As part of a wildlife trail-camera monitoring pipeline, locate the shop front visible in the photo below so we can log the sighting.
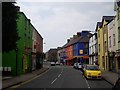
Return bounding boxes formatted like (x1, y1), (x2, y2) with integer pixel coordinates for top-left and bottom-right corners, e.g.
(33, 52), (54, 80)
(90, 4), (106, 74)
(83, 55), (89, 64)
(108, 52), (116, 72)
(115, 51), (120, 74)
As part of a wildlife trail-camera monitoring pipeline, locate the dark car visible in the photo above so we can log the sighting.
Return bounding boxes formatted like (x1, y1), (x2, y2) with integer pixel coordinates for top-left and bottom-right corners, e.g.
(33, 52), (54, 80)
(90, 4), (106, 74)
(112, 77), (120, 90)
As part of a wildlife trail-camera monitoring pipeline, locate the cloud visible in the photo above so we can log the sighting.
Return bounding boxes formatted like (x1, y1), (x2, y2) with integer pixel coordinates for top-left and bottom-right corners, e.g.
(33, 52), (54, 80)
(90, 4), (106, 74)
(17, 0), (114, 2)
(16, 2), (115, 52)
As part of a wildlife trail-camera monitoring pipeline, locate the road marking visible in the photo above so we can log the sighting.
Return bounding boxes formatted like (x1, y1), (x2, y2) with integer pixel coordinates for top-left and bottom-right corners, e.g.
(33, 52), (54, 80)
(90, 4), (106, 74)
(58, 74), (61, 77)
(84, 78), (90, 88)
(61, 67), (63, 73)
(51, 78), (57, 84)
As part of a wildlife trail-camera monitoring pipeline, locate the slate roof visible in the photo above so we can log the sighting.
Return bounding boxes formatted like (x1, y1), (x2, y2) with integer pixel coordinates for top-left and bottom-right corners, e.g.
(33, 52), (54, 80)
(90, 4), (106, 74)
(95, 22), (102, 31)
(102, 16), (114, 25)
(117, 1), (120, 6)
(62, 32), (92, 48)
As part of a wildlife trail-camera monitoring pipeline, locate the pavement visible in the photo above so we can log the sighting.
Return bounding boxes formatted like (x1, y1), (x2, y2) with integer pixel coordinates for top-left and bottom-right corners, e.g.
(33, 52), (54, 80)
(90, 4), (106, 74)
(1, 66), (119, 89)
(2, 67), (49, 89)
(102, 70), (119, 86)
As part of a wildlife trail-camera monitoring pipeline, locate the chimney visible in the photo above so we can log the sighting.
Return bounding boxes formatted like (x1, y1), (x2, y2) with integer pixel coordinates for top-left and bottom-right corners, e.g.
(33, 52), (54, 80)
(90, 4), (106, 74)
(67, 39), (70, 43)
(70, 37), (73, 40)
(73, 35), (78, 39)
(77, 32), (81, 36)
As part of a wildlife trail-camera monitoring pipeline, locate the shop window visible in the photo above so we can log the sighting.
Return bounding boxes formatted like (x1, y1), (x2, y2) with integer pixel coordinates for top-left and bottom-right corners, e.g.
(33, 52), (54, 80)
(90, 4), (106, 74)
(109, 36), (111, 47)
(99, 44), (100, 52)
(84, 49), (88, 55)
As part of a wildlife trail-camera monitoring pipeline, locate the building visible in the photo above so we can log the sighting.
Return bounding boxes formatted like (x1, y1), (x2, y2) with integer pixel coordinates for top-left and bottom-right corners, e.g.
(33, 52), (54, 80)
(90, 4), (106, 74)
(47, 48), (58, 62)
(97, 16), (114, 71)
(102, 16), (114, 70)
(114, 0), (120, 73)
(97, 22), (104, 70)
(2, 12), (43, 76)
(3, 12), (33, 75)
(61, 31), (92, 66)
(57, 47), (62, 64)
(89, 33), (98, 65)
(36, 30), (43, 69)
(31, 24), (37, 70)
(108, 16), (116, 72)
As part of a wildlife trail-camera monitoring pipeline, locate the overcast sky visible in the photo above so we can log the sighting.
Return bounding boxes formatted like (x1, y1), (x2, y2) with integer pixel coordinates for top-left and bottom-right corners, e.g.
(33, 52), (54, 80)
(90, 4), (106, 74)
(16, 0), (115, 52)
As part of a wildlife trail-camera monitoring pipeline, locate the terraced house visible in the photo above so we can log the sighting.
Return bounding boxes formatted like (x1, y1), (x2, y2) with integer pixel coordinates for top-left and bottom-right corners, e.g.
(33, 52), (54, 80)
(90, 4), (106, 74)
(97, 16), (114, 71)
(114, 0), (120, 74)
(108, 16), (116, 72)
(60, 31), (92, 66)
(2, 12), (43, 76)
(89, 33), (98, 65)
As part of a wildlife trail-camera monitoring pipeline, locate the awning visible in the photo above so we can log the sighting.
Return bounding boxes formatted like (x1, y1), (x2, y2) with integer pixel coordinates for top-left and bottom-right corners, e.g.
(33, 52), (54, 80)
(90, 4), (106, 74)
(73, 56), (83, 58)
(83, 55), (89, 59)
(66, 57), (73, 60)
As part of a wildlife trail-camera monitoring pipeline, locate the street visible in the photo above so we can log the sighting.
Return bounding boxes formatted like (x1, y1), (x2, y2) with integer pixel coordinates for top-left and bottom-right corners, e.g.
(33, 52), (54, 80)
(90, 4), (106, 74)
(11, 64), (113, 89)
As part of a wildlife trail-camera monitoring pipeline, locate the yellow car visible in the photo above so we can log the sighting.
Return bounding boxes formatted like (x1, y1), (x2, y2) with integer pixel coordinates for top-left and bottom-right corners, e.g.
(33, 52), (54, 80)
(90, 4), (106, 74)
(83, 64), (102, 79)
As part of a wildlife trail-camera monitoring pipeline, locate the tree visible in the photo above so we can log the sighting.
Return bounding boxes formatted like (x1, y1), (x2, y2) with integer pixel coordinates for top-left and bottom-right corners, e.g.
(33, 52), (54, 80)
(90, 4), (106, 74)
(2, 2), (20, 52)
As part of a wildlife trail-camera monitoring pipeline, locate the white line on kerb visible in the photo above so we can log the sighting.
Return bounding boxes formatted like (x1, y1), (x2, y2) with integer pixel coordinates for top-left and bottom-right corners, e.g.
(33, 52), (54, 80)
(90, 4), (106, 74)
(61, 67), (63, 73)
(51, 78), (57, 84)
(85, 78), (90, 88)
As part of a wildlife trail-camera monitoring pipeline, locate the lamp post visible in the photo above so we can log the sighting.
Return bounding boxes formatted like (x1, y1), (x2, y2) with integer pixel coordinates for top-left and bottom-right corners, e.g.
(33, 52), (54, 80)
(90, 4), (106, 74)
(15, 48), (18, 76)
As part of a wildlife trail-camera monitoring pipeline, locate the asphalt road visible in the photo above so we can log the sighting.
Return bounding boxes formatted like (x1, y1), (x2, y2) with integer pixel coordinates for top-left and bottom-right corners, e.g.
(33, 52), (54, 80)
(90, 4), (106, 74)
(12, 65), (113, 89)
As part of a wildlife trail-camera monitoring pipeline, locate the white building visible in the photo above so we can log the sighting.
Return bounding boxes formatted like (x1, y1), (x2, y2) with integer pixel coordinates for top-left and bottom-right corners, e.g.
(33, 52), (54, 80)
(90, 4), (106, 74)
(89, 33), (98, 65)
(108, 16), (116, 71)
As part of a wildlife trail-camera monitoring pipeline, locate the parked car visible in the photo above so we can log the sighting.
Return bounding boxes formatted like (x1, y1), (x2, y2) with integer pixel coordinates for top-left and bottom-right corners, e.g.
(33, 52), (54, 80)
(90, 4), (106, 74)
(83, 64), (102, 79)
(81, 64), (86, 74)
(112, 77), (120, 89)
(77, 63), (82, 70)
(51, 62), (56, 66)
(73, 63), (78, 69)
(56, 62), (60, 65)
(73, 63), (82, 70)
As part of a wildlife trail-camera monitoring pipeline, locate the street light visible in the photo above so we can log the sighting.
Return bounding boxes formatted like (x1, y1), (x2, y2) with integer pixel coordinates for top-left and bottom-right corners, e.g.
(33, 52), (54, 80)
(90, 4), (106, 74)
(15, 48), (18, 76)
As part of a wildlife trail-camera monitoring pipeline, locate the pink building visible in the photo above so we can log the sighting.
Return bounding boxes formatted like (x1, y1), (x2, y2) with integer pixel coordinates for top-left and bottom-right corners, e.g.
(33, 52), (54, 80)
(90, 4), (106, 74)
(108, 17), (116, 71)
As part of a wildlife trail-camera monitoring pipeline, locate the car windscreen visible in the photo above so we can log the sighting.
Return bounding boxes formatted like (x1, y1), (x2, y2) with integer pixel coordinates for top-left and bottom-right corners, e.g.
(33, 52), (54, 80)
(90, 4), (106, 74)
(86, 66), (99, 70)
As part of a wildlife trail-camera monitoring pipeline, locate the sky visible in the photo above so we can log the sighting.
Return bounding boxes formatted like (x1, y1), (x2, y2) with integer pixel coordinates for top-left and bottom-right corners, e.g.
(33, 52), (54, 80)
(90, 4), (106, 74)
(16, 0), (115, 52)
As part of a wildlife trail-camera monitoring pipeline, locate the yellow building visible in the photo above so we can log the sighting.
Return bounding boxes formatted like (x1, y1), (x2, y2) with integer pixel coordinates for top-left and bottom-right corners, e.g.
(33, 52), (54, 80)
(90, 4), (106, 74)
(96, 22), (104, 70)
(102, 16), (114, 71)
(97, 16), (114, 71)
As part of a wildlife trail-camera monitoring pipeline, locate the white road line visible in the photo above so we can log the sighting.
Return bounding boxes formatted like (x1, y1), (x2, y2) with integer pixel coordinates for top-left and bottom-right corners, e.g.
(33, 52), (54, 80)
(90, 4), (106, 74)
(58, 74), (61, 77)
(85, 78), (90, 88)
(51, 78), (57, 84)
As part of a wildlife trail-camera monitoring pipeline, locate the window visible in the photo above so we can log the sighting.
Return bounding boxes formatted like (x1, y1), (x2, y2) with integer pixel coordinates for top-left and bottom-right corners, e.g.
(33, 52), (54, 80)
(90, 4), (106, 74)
(105, 41), (107, 52)
(84, 43), (88, 48)
(99, 44), (100, 52)
(118, 27), (120, 42)
(109, 36), (111, 47)
(113, 34), (115, 46)
(84, 49), (88, 54)
(98, 30), (100, 38)
(117, 7), (120, 20)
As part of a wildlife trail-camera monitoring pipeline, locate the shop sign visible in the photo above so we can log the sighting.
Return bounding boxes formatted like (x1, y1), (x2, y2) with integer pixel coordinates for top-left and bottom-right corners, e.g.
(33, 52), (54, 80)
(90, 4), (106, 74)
(79, 50), (83, 54)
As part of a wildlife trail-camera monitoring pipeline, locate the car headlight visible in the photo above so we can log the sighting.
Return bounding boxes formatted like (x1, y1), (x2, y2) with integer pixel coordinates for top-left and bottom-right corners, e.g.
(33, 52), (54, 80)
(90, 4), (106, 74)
(98, 73), (101, 75)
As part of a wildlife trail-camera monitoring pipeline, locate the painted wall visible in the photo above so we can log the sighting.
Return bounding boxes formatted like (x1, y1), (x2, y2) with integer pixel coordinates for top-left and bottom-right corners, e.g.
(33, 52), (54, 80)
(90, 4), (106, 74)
(89, 34), (97, 64)
(108, 18), (116, 52)
(97, 26), (104, 70)
(2, 12), (33, 75)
